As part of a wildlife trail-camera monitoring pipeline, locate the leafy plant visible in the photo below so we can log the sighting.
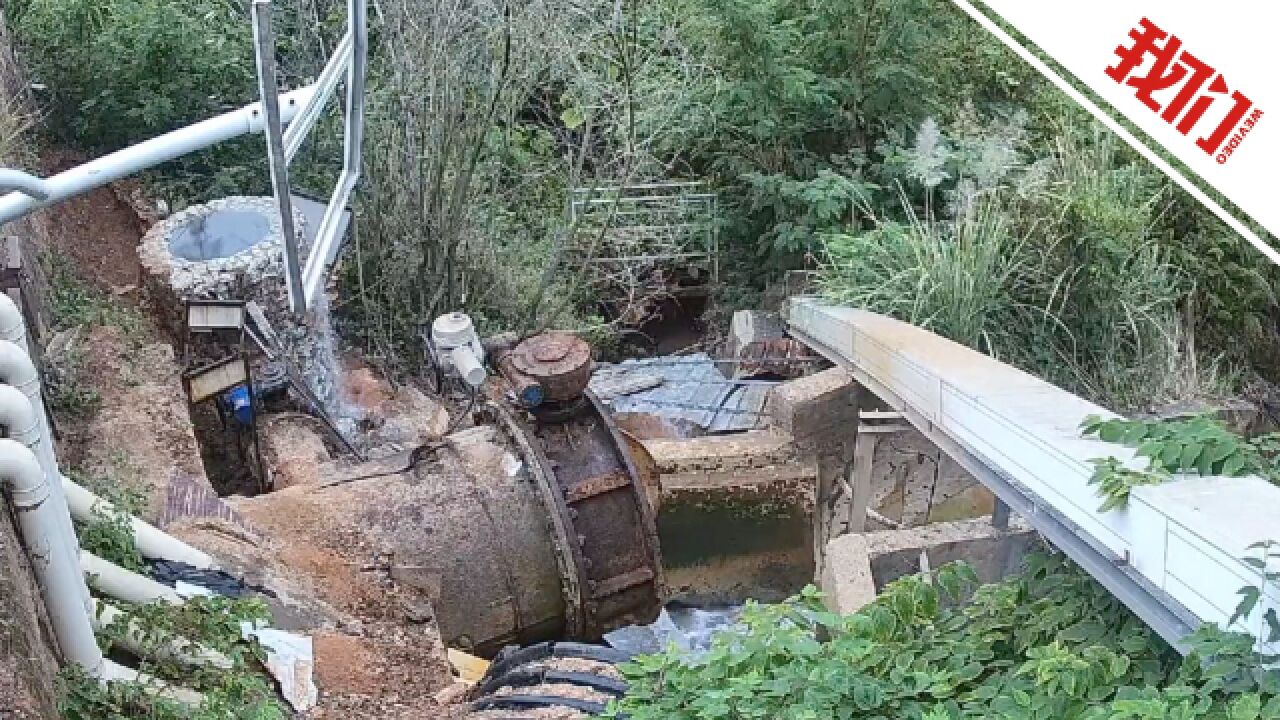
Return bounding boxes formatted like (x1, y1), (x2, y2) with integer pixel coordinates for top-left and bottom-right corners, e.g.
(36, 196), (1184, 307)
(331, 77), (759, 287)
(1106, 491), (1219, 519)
(1080, 413), (1280, 510)
(77, 502), (145, 573)
(71, 463), (149, 575)
(60, 596), (286, 720)
(1085, 458), (1168, 513)
(1081, 414), (1267, 479)
(1230, 541), (1280, 642)
(10, 0), (253, 150)
(612, 554), (1280, 720)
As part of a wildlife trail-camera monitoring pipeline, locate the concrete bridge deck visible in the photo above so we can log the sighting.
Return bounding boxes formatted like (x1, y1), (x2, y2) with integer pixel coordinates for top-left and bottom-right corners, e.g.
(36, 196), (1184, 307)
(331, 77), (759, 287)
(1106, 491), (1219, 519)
(786, 297), (1279, 653)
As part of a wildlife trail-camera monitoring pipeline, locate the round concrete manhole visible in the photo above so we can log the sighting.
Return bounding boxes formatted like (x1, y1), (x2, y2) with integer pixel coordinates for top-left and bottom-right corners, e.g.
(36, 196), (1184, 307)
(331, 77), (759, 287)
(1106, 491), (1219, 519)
(167, 208), (274, 262)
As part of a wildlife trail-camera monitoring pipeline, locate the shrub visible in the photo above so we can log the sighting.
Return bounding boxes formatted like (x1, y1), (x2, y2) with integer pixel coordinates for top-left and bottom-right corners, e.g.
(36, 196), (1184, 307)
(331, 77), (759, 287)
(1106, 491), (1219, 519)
(11, 0), (254, 149)
(819, 194), (1039, 357)
(611, 554), (1276, 720)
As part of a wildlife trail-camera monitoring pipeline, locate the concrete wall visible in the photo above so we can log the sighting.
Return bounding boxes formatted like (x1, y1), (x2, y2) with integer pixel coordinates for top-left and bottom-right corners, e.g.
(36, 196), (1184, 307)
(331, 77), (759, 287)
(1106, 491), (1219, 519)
(644, 432), (816, 604)
(820, 518), (1040, 614)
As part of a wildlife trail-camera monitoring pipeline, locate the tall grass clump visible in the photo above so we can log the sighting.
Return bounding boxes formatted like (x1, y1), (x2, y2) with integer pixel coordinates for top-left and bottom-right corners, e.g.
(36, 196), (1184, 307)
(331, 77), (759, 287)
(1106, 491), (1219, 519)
(819, 194), (1045, 358)
(817, 119), (1233, 413)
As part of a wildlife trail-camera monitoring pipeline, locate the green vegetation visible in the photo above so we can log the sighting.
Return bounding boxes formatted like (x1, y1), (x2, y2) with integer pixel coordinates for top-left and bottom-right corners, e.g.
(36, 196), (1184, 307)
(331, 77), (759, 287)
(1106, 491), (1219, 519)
(59, 596), (286, 720)
(611, 554), (1280, 720)
(71, 465), (149, 573)
(43, 252), (146, 417)
(1081, 414), (1280, 510)
(8, 0), (1279, 404)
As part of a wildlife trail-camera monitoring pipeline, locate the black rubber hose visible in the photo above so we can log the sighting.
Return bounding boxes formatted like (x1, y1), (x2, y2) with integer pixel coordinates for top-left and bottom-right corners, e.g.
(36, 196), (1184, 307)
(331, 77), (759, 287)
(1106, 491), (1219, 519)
(485, 641), (633, 681)
(474, 667), (627, 698)
(471, 694), (607, 715)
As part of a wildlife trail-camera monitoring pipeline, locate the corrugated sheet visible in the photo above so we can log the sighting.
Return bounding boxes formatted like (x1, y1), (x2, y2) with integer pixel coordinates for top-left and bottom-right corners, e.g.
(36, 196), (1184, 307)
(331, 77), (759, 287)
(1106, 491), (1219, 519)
(590, 353), (773, 433)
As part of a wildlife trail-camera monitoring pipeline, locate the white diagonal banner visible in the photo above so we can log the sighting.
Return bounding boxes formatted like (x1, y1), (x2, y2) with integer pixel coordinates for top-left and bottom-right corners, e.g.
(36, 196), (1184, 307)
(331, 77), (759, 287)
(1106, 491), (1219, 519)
(958, 1), (1280, 264)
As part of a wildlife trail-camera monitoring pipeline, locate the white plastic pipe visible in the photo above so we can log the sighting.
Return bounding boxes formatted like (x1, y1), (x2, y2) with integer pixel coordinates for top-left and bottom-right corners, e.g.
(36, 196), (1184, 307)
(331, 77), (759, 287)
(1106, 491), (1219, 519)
(0, 85), (319, 226)
(80, 550), (183, 605)
(91, 599), (232, 670)
(0, 292), (26, 348)
(0, 168), (50, 200)
(101, 659), (203, 706)
(62, 479), (216, 569)
(0, 438), (103, 673)
(449, 345), (487, 387)
(0, 339), (82, 589)
(0, 383), (44, 450)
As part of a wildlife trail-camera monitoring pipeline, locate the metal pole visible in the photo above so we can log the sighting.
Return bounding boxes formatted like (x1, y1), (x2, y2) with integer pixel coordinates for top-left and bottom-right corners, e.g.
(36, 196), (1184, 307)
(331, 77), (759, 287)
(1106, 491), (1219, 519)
(0, 86), (317, 227)
(251, 0), (307, 314)
(345, 0), (368, 178)
(992, 498), (1012, 530)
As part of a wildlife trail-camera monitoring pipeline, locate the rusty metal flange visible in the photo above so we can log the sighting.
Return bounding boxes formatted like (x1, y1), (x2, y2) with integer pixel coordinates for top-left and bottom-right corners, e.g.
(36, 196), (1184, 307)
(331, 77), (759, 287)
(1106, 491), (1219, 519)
(492, 391), (666, 641)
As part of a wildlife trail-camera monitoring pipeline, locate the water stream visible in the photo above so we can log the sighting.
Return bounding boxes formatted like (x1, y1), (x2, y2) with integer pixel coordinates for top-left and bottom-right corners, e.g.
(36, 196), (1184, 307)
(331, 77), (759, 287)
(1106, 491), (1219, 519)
(605, 604), (743, 657)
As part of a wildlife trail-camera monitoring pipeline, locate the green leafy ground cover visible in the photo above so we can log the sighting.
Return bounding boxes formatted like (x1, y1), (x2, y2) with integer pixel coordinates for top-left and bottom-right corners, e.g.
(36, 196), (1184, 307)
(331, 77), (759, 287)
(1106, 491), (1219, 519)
(611, 554), (1279, 720)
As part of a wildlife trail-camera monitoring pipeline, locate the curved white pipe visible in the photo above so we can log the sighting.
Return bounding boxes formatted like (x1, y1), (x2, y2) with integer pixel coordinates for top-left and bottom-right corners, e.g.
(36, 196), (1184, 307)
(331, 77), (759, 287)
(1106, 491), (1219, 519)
(91, 599), (232, 670)
(0, 168), (51, 201)
(0, 438), (103, 673)
(0, 340), (83, 597)
(63, 478), (216, 569)
(0, 383), (43, 448)
(80, 550), (183, 605)
(0, 302), (209, 582)
(0, 85), (318, 226)
(0, 293), (26, 348)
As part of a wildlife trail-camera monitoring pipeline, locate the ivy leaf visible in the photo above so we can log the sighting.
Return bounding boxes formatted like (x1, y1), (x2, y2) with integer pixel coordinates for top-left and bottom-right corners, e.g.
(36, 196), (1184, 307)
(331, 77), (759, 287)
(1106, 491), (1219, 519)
(560, 106), (585, 130)
(1109, 654), (1131, 678)
(1179, 442), (1204, 470)
(1229, 693), (1262, 720)
(1231, 586), (1261, 625)
(1135, 440), (1163, 459)
(1221, 453), (1249, 476)
(1206, 442), (1236, 464)
(1123, 423), (1149, 445)
(1098, 422), (1125, 443)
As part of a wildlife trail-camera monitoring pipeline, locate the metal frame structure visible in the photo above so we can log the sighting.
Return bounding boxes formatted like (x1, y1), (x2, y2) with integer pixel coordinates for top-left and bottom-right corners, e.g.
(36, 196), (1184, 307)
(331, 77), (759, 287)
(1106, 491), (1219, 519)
(0, 87), (317, 225)
(569, 181), (719, 288)
(251, 0), (367, 314)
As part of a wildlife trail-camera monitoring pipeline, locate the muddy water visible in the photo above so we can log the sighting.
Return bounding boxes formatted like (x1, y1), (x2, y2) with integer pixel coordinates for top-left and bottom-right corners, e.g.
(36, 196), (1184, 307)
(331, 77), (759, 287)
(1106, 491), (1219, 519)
(168, 209), (271, 261)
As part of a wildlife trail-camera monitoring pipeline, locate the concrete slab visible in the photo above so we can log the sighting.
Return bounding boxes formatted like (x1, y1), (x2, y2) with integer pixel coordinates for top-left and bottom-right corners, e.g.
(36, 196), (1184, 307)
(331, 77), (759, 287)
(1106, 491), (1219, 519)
(819, 518), (1039, 614)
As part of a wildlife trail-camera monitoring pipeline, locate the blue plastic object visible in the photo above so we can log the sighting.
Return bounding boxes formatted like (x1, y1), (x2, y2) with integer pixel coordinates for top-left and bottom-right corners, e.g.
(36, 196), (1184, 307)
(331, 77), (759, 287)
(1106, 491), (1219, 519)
(225, 385), (254, 426)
